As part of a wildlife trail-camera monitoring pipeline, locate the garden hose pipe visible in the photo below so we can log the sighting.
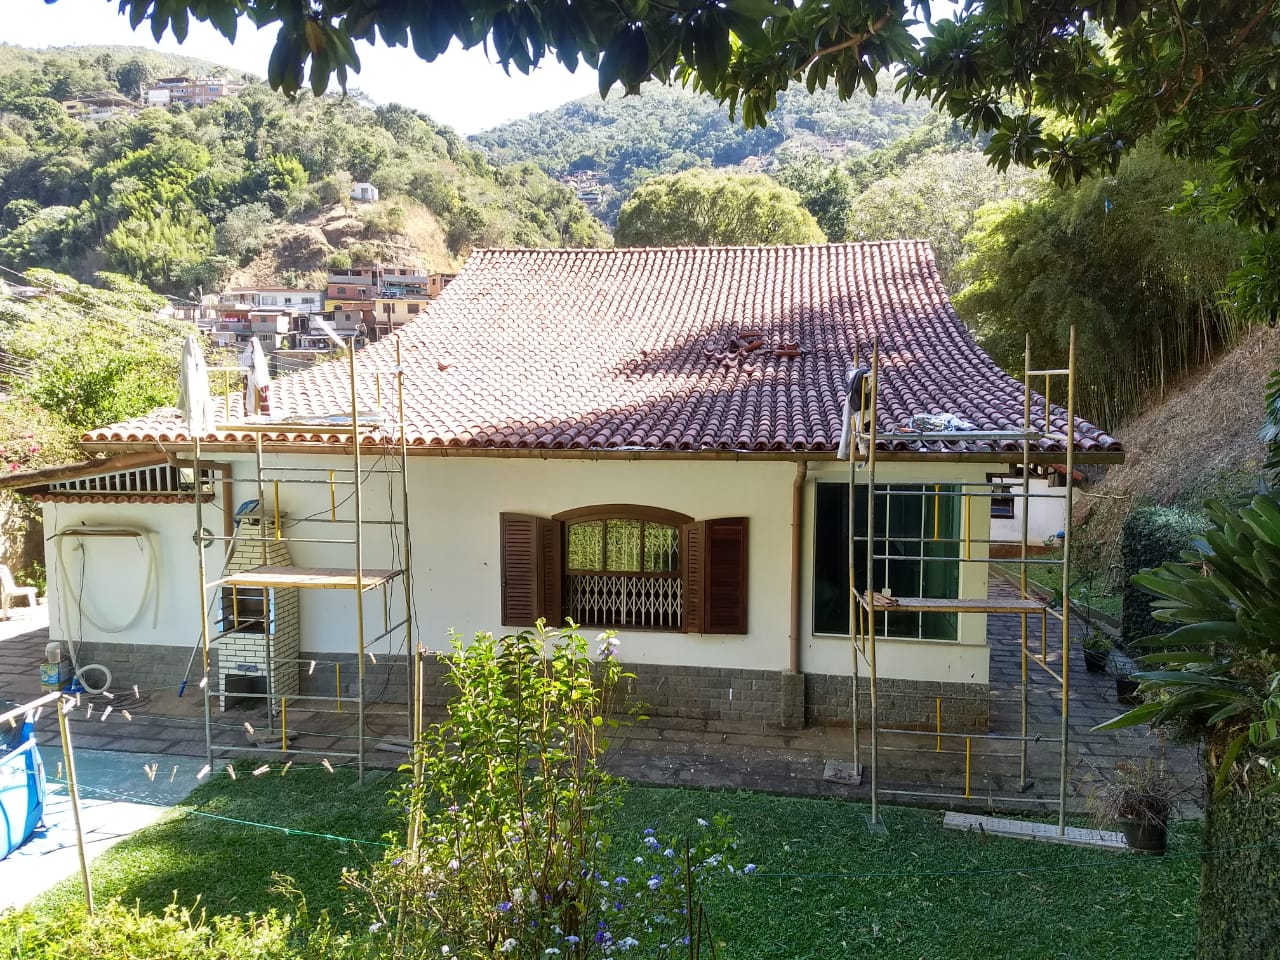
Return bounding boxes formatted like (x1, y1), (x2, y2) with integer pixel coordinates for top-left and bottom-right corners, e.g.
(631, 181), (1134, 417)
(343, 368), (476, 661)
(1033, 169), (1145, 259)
(52, 527), (158, 693)
(54, 527), (159, 634)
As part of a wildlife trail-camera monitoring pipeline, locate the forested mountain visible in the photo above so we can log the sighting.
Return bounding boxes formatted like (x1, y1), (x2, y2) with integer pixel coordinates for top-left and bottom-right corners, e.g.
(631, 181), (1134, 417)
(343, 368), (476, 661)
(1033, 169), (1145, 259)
(0, 45), (608, 295)
(471, 83), (935, 224)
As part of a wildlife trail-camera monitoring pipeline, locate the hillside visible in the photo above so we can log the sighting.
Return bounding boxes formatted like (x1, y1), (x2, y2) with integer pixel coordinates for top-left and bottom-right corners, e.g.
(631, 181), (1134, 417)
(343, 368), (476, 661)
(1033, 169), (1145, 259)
(0, 45), (608, 295)
(471, 82), (936, 223)
(1076, 323), (1280, 567)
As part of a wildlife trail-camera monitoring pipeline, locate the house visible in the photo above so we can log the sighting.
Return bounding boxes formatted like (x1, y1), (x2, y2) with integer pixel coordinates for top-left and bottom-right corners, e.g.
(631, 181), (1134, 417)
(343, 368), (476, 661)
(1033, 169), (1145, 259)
(987, 464), (1087, 554)
(61, 93), (139, 123)
(211, 288), (324, 350)
(370, 296), (430, 336)
(144, 76), (244, 108)
(16, 243), (1121, 731)
(350, 182), (380, 202)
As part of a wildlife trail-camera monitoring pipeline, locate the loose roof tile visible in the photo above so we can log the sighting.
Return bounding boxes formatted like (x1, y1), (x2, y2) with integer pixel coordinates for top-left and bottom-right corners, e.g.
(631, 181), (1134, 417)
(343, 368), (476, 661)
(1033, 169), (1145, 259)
(84, 242), (1120, 457)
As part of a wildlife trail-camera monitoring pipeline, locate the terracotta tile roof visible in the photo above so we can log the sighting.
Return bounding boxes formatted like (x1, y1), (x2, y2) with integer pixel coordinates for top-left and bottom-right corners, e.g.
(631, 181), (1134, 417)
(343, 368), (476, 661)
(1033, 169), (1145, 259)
(83, 242), (1121, 457)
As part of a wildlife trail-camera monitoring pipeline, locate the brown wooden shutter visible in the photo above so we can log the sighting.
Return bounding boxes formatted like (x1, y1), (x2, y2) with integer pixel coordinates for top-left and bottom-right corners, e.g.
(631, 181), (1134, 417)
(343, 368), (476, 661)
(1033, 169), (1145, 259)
(499, 514), (563, 627)
(682, 517), (748, 635)
(705, 517), (748, 634)
(681, 521), (704, 634)
(540, 518), (563, 628)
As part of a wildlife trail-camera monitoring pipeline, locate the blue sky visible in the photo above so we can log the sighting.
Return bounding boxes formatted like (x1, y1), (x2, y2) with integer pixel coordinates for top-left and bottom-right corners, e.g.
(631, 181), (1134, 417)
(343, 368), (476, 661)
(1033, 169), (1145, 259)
(7, 0), (601, 134)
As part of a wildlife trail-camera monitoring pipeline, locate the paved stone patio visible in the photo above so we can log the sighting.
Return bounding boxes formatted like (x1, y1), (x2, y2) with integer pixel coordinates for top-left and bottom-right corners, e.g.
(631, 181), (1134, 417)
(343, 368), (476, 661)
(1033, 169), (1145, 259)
(0, 596), (1199, 816)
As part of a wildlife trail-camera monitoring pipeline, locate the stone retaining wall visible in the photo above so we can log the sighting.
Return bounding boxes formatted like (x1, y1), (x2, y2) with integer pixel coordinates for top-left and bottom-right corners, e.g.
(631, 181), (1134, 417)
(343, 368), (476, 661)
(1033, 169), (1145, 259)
(60, 642), (990, 731)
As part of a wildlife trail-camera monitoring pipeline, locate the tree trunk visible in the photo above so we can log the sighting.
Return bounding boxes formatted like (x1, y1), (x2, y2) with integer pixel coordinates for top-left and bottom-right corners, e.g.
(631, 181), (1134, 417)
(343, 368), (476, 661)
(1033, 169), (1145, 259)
(1197, 785), (1280, 958)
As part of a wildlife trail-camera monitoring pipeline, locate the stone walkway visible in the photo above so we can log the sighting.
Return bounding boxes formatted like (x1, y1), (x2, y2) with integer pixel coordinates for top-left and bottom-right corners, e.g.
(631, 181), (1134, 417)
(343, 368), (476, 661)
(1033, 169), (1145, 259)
(0, 600), (1199, 816)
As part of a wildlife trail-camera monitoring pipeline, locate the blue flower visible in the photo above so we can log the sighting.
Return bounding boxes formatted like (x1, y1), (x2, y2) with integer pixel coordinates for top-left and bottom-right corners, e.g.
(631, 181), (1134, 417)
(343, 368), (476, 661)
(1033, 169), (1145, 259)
(743, 863), (758, 874)
(565, 935), (580, 945)
(647, 875), (662, 890)
(614, 876), (628, 885)
(643, 828), (655, 836)
(662, 848), (674, 858)
(643, 836), (660, 849)
(497, 901), (513, 913)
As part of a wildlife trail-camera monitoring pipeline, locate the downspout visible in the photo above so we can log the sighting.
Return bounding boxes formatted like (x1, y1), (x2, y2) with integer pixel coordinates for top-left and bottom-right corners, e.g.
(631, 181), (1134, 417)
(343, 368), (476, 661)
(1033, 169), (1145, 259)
(789, 460), (808, 673)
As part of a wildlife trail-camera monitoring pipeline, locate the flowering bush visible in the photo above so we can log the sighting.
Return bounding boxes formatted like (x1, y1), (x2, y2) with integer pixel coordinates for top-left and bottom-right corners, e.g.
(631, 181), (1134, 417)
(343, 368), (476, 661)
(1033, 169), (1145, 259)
(348, 623), (753, 958)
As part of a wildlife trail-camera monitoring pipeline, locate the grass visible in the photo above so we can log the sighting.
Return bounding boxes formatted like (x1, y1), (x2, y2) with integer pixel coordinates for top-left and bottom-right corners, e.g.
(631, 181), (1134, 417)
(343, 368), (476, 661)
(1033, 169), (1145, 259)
(32, 762), (400, 925)
(995, 549), (1124, 621)
(19, 765), (1200, 959)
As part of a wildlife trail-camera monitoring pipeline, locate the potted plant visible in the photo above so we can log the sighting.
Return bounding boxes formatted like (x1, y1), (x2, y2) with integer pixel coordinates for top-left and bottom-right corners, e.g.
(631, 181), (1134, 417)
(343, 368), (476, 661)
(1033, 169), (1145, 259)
(1082, 631), (1111, 673)
(1087, 756), (1190, 855)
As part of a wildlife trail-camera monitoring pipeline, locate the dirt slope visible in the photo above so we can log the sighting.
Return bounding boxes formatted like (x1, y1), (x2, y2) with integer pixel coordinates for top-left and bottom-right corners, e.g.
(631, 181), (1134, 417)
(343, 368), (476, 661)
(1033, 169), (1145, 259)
(1077, 323), (1279, 536)
(226, 202), (458, 289)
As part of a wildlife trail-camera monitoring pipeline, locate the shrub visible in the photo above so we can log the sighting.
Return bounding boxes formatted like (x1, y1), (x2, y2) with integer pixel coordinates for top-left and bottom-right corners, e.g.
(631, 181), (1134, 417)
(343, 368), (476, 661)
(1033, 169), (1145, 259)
(348, 624), (748, 958)
(1120, 505), (1209, 648)
(0, 899), (358, 960)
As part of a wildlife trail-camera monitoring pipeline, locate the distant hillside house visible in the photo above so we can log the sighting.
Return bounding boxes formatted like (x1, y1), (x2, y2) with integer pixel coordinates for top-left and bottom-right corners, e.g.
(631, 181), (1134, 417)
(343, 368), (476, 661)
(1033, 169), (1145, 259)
(62, 92), (139, 123)
(145, 76), (244, 108)
(350, 182), (380, 202)
(11, 242), (1122, 733)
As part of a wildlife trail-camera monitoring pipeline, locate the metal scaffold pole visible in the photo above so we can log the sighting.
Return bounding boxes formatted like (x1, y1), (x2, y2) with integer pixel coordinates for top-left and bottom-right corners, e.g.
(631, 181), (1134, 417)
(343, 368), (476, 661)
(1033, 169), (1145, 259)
(350, 343), (368, 784)
(1058, 327), (1077, 834)
(866, 340), (880, 829)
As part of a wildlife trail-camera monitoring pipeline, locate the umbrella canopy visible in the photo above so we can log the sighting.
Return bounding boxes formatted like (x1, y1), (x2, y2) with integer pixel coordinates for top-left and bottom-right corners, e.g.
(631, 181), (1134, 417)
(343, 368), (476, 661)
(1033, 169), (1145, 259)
(240, 338), (271, 416)
(178, 334), (213, 436)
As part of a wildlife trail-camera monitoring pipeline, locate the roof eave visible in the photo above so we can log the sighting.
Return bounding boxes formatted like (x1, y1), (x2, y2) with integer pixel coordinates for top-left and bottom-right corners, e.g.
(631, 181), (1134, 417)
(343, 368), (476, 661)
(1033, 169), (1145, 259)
(77, 439), (1125, 465)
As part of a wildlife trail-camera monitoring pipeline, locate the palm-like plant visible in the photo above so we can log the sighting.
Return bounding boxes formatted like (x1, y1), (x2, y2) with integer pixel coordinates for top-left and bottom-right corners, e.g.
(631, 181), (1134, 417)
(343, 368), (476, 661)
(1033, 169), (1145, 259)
(1098, 495), (1280, 797)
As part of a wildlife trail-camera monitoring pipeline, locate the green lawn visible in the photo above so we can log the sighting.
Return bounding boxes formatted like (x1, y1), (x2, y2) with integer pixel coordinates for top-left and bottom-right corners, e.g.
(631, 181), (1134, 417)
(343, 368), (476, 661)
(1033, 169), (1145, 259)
(996, 550), (1124, 621)
(17, 765), (1199, 959)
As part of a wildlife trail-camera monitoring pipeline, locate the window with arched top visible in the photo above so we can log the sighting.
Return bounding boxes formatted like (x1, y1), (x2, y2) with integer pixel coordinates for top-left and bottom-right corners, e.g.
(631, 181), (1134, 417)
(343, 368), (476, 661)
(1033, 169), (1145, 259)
(499, 506), (748, 635)
(561, 508), (685, 629)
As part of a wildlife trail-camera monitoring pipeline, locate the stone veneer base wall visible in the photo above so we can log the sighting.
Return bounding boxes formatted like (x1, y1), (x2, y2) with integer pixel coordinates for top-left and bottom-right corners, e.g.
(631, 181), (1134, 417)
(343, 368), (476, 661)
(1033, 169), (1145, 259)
(60, 642), (990, 731)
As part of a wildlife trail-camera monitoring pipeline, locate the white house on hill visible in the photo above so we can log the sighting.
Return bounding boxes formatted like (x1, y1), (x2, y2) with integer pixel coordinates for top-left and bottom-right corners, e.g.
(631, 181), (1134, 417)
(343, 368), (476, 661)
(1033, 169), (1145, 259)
(11, 242), (1122, 732)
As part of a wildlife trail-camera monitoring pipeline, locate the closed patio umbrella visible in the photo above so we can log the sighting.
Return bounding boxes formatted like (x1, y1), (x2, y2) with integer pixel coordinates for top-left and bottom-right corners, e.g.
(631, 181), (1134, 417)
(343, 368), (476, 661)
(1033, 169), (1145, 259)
(240, 338), (271, 416)
(178, 334), (213, 436)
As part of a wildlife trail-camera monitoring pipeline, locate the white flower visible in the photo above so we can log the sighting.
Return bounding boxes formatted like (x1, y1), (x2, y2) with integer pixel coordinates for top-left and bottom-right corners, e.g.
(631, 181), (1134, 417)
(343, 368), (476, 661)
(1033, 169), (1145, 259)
(447, 858), (460, 871)
(368, 922), (383, 933)
(500, 939), (518, 954)
(618, 937), (639, 951)
(545, 950), (561, 956)
(696, 818), (708, 828)
(441, 948), (451, 956)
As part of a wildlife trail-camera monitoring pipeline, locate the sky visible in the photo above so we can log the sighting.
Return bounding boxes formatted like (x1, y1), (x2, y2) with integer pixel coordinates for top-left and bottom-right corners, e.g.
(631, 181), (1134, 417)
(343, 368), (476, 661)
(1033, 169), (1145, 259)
(6, 0), (601, 135)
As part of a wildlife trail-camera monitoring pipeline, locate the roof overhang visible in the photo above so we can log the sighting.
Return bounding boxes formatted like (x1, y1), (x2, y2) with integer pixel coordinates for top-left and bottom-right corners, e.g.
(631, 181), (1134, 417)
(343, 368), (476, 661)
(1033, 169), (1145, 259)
(78, 439), (1126, 465)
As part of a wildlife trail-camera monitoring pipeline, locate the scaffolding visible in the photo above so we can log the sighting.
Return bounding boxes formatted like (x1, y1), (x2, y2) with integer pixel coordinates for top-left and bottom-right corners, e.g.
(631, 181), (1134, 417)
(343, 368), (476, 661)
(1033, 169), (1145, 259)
(849, 330), (1077, 832)
(191, 338), (415, 782)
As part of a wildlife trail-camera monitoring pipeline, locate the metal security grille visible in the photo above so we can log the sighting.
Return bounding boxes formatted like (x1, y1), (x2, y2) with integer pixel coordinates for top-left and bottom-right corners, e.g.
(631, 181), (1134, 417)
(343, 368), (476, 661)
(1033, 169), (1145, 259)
(566, 573), (682, 629)
(48, 465), (212, 496)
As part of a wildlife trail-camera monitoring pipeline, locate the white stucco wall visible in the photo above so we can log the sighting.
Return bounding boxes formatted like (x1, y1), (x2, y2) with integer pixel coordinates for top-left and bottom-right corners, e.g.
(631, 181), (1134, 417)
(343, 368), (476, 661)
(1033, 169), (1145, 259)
(42, 452), (1011, 687)
(989, 476), (1067, 545)
(43, 500), (204, 652)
